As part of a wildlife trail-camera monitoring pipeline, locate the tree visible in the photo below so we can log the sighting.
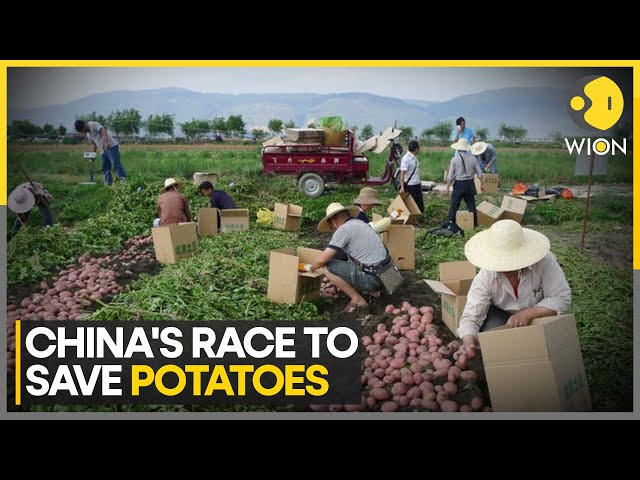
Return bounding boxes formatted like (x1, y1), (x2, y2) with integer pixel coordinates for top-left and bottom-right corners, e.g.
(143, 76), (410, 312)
(268, 118), (283, 134)
(76, 111), (109, 127)
(147, 114), (175, 138)
(225, 114), (246, 135)
(109, 108), (142, 137)
(476, 127), (489, 141)
(499, 123), (527, 142)
(431, 120), (453, 144)
(58, 124), (67, 136)
(284, 119), (296, 128)
(7, 120), (42, 138)
(397, 125), (414, 143)
(211, 116), (226, 132)
(549, 130), (563, 145)
(420, 128), (434, 142)
(42, 123), (56, 137)
(307, 122), (317, 128)
(180, 119), (210, 141)
(251, 128), (268, 142)
(360, 124), (374, 140)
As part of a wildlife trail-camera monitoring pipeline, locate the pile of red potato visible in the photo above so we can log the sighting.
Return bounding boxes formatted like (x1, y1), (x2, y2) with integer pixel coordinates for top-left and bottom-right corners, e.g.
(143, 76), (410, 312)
(311, 301), (491, 413)
(6, 236), (157, 375)
(320, 278), (341, 299)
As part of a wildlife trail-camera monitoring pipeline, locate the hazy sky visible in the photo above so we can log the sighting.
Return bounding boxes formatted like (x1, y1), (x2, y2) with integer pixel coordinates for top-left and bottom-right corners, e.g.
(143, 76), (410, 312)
(8, 67), (582, 109)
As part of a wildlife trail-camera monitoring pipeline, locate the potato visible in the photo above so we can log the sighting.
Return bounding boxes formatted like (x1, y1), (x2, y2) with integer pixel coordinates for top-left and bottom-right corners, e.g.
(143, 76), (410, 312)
(401, 374), (415, 386)
(362, 336), (373, 347)
(410, 363), (422, 374)
(443, 382), (458, 395)
(408, 307), (419, 316)
(406, 387), (422, 400)
(460, 405), (473, 412)
(460, 370), (478, 382)
(344, 403), (364, 412)
(392, 309), (401, 315)
(397, 396), (410, 407)
(433, 359), (452, 371)
(440, 400), (459, 412)
(421, 399), (439, 410)
(455, 354), (469, 369)
(419, 381), (435, 393)
(436, 391), (449, 405)
(471, 397), (484, 411)
(329, 404), (344, 412)
(419, 306), (433, 315)
(433, 368), (449, 379)
(385, 304), (395, 314)
(409, 398), (423, 407)
(376, 323), (387, 332)
(374, 368), (385, 379)
(385, 335), (399, 346)
(381, 401), (398, 412)
(371, 388), (389, 401)
(391, 383), (408, 396)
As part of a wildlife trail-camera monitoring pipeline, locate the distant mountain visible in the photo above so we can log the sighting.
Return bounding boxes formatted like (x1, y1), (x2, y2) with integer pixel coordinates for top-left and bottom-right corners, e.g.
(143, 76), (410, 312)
(8, 86), (587, 139)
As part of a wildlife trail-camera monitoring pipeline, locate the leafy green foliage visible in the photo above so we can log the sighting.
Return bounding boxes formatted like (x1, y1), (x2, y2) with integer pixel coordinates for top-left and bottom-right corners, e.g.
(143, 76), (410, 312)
(268, 118), (283, 134)
(147, 114), (175, 138)
(360, 123), (374, 140)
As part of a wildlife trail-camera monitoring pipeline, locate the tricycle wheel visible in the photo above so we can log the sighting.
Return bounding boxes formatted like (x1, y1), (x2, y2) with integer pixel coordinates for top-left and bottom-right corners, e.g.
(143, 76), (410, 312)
(298, 173), (325, 197)
(392, 169), (401, 191)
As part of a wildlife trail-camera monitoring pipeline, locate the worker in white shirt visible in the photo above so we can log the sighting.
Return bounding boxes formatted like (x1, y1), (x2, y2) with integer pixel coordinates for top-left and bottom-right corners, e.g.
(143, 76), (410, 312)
(456, 219), (572, 359)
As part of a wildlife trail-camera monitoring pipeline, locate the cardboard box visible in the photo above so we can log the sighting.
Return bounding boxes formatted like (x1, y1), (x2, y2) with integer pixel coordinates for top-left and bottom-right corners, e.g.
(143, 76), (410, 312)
(267, 247), (325, 304)
(483, 173), (499, 193)
(456, 211), (474, 231)
(151, 222), (198, 264)
(387, 193), (422, 224)
(193, 172), (218, 186)
(273, 203), (303, 232)
(476, 201), (504, 226)
(380, 224), (415, 270)
(478, 314), (592, 412)
(197, 207), (218, 237)
(424, 261), (476, 334)
(220, 209), (250, 233)
(501, 196), (527, 223)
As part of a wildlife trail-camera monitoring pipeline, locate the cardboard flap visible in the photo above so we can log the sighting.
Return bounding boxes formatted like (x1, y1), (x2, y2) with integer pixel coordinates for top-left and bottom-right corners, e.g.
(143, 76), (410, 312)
(501, 196), (527, 213)
(540, 314), (580, 357)
(479, 323), (551, 364)
(221, 208), (249, 219)
(424, 279), (456, 296)
(439, 261), (476, 281)
(197, 208), (219, 236)
(477, 201), (504, 218)
(372, 127), (402, 153)
(297, 247), (323, 264)
(287, 204), (303, 217)
(299, 270), (325, 278)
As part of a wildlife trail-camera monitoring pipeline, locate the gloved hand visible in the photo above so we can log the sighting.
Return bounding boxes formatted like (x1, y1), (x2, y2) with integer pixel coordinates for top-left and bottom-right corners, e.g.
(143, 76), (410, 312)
(390, 208), (403, 220)
(298, 263), (312, 272)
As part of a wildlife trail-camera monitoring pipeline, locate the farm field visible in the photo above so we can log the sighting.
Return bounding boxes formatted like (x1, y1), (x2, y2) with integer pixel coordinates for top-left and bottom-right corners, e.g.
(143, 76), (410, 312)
(6, 143), (633, 413)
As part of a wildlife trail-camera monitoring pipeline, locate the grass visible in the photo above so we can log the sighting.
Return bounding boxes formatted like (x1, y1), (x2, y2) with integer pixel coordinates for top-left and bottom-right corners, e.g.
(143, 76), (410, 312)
(7, 144), (634, 412)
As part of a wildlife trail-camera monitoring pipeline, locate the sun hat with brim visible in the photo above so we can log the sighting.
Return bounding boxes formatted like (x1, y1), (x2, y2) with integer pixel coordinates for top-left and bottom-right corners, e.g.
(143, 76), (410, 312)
(8, 186), (36, 214)
(464, 219), (550, 272)
(318, 202), (361, 232)
(353, 187), (383, 206)
(470, 141), (488, 156)
(160, 178), (184, 192)
(450, 138), (472, 151)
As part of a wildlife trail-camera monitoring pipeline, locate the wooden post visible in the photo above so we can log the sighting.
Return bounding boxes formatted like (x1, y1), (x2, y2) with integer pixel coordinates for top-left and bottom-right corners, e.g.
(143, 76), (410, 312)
(580, 151), (596, 251)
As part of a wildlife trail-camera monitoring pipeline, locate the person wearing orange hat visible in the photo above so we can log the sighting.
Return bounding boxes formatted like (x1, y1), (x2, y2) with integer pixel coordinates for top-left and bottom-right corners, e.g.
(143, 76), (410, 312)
(8, 182), (54, 240)
(154, 178), (191, 227)
(456, 220), (572, 359)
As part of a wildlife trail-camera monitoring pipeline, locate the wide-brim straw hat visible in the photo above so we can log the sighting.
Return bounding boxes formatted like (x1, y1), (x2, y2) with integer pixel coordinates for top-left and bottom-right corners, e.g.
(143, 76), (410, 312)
(464, 219), (550, 272)
(353, 186), (383, 206)
(318, 202), (360, 232)
(470, 141), (488, 156)
(161, 178), (184, 192)
(450, 138), (472, 151)
(8, 184), (36, 213)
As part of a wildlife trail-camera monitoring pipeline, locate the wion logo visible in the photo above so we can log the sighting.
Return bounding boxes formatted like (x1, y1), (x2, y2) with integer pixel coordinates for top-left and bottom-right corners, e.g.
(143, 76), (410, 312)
(565, 75), (626, 156)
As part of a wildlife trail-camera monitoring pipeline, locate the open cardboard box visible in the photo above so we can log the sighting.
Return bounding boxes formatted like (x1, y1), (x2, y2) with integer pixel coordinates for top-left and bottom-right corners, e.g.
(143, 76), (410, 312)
(387, 193), (421, 225)
(424, 261), (476, 334)
(380, 224), (415, 270)
(476, 201), (504, 226)
(483, 173), (499, 193)
(197, 207), (219, 236)
(220, 209), (250, 233)
(267, 247), (325, 304)
(500, 196), (527, 223)
(273, 202), (303, 232)
(152, 222), (198, 264)
(478, 313), (592, 412)
(456, 211), (474, 231)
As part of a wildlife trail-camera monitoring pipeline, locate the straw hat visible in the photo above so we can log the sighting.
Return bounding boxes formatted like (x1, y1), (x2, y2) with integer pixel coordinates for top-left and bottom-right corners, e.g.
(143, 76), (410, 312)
(464, 220), (550, 272)
(353, 187), (383, 206)
(470, 141), (489, 156)
(318, 202), (360, 232)
(450, 138), (472, 151)
(160, 178), (183, 192)
(8, 184), (35, 214)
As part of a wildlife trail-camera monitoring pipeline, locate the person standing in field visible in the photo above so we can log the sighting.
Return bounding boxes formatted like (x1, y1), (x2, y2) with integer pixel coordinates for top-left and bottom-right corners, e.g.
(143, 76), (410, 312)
(446, 138), (484, 227)
(75, 120), (127, 186)
(455, 220), (572, 360)
(7, 181), (54, 240)
(471, 142), (499, 173)
(399, 140), (424, 213)
(154, 178), (191, 227)
(450, 117), (476, 148)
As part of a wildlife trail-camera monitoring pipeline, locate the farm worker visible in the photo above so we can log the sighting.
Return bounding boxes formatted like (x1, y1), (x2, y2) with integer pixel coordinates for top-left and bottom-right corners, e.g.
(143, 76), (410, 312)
(352, 187), (383, 222)
(154, 178), (192, 227)
(399, 140), (424, 214)
(446, 138), (484, 227)
(456, 220), (572, 359)
(307, 203), (392, 313)
(450, 116), (476, 149)
(471, 142), (498, 173)
(198, 180), (237, 228)
(7, 182), (54, 240)
(74, 120), (127, 186)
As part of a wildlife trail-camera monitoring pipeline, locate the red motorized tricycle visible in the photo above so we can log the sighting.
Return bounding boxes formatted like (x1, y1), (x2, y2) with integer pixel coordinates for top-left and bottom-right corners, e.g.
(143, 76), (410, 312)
(261, 128), (403, 197)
